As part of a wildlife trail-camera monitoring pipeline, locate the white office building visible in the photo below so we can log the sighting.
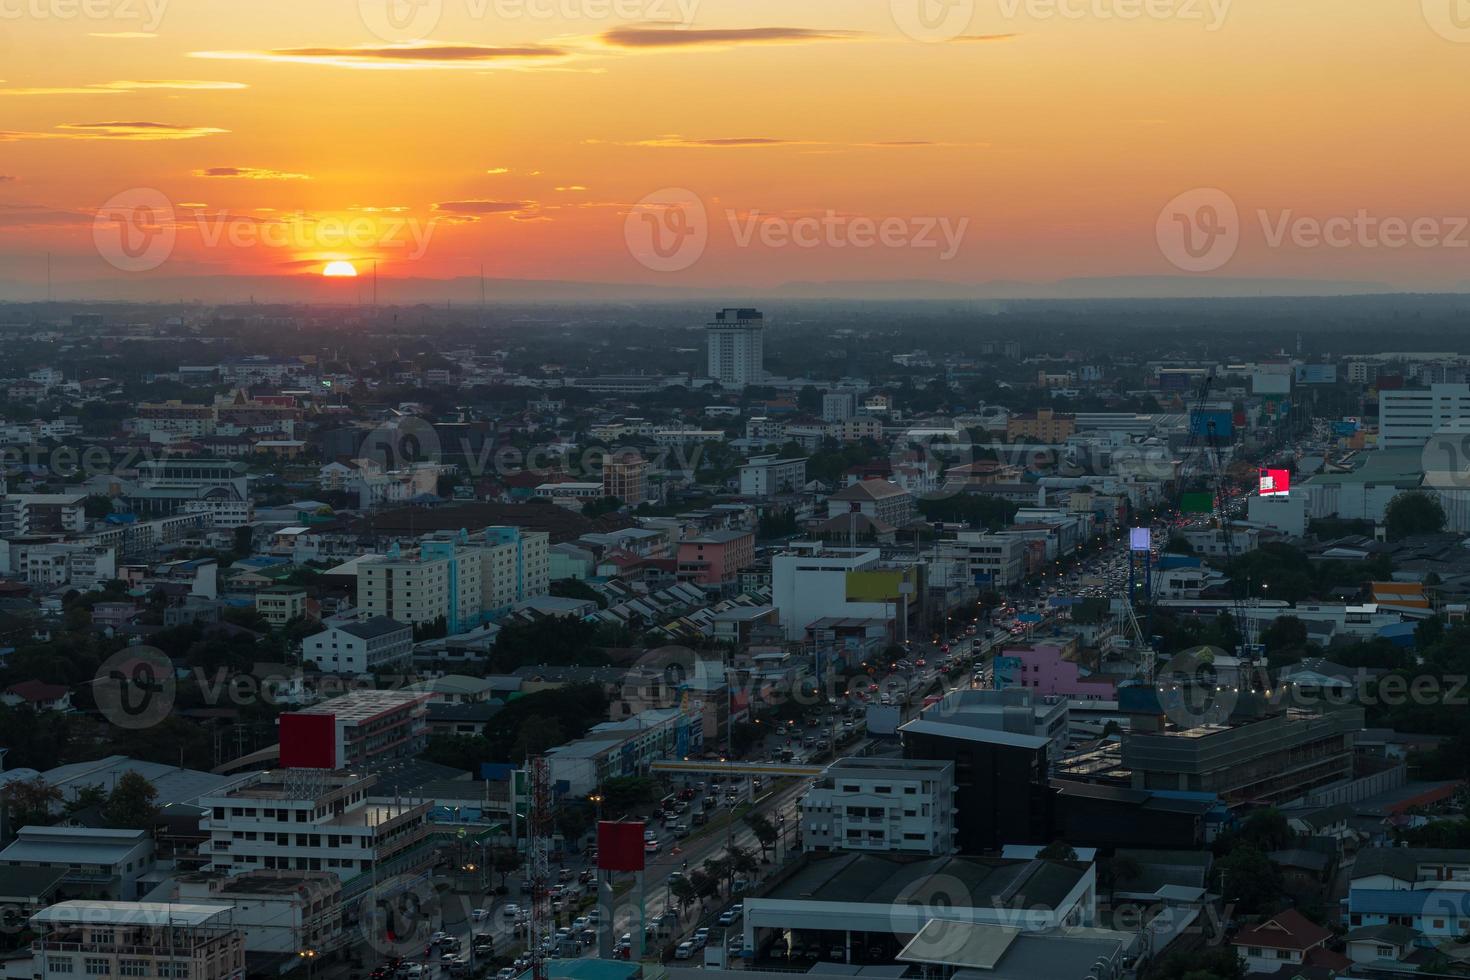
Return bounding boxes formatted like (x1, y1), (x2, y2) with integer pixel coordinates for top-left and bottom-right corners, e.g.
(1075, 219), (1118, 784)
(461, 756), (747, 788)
(801, 758), (957, 856)
(706, 308), (765, 387)
(739, 456), (807, 498)
(1379, 384), (1470, 448)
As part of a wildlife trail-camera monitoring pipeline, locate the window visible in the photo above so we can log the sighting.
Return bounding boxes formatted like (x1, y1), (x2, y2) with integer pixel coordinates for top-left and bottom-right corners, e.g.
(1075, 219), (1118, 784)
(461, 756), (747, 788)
(48, 960), (75, 974)
(1247, 948), (1262, 957)
(120, 964), (148, 978)
(84, 960), (110, 976)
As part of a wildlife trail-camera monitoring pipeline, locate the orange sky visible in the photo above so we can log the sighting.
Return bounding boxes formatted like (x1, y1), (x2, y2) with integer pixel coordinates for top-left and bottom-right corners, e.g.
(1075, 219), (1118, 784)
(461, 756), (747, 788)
(3, 0), (1470, 296)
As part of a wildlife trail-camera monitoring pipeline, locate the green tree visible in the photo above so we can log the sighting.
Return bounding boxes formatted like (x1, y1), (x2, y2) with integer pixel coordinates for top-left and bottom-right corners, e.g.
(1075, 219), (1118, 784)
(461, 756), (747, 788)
(1385, 490), (1447, 540)
(1213, 844), (1281, 915)
(745, 812), (778, 861)
(1038, 840), (1078, 861)
(1, 776), (62, 831)
(669, 876), (698, 913)
(423, 735), (493, 772)
(100, 771), (161, 830)
(1241, 808), (1292, 851)
(1260, 616), (1307, 653)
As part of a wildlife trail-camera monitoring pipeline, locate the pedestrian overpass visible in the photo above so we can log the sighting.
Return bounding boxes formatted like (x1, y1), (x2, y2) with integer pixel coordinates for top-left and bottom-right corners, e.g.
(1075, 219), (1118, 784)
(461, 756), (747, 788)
(650, 760), (825, 778)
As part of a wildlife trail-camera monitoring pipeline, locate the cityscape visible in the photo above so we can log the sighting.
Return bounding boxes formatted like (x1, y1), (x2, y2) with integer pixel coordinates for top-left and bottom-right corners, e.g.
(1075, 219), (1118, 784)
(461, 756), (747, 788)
(6, 3), (1470, 980)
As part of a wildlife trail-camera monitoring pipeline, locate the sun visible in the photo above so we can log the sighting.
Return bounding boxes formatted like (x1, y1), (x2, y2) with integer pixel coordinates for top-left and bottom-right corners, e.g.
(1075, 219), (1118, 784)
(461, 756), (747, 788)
(322, 261), (358, 278)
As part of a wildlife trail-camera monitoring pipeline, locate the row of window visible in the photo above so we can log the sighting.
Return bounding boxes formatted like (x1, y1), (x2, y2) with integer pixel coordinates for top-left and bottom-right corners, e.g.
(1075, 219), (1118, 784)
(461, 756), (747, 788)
(48, 959), (187, 978)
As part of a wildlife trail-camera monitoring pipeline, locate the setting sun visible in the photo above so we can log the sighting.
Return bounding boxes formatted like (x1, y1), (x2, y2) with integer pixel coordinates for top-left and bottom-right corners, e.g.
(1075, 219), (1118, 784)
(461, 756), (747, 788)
(322, 261), (357, 278)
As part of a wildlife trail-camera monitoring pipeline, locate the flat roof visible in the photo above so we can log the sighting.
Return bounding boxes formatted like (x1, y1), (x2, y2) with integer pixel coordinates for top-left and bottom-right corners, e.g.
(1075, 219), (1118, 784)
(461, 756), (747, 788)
(31, 900), (233, 928)
(763, 853), (1086, 912)
(900, 718), (1049, 750)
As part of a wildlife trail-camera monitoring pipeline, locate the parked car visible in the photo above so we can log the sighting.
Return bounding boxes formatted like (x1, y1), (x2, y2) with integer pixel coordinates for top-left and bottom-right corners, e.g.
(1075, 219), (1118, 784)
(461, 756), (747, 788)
(470, 908), (489, 922)
(502, 903), (521, 919)
(675, 942), (695, 960)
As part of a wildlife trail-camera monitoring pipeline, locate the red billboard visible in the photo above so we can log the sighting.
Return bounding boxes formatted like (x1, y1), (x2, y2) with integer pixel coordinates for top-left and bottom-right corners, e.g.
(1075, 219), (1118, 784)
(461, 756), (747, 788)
(278, 713), (339, 769)
(1258, 468), (1291, 497)
(597, 820), (647, 872)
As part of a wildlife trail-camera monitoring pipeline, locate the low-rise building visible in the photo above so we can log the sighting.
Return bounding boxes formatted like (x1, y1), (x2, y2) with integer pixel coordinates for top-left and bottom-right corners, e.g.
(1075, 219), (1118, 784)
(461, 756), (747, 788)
(0, 827), (154, 900)
(29, 901), (245, 980)
(301, 617), (413, 674)
(801, 758), (956, 856)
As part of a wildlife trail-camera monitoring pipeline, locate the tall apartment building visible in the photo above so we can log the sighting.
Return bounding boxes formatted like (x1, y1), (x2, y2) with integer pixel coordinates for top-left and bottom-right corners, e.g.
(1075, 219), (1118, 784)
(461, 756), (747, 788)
(827, 479), (916, 529)
(1007, 408), (1078, 443)
(675, 529), (755, 586)
(1379, 384), (1470, 447)
(199, 770), (431, 881)
(739, 456), (807, 497)
(706, 307), (765, 387)
(801, 758), (956, 856)
(477, 526), (550, 613)
(603, 454), (648, 504)
(30, 901), (245, 980)
(357, 542), (481, 633)
(822, 390), (857, 422)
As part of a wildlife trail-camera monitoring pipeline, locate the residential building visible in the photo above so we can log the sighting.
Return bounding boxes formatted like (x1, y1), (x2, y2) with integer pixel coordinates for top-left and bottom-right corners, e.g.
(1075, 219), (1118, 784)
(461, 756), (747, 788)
(603, 453), (648, 504)
(1006, 409), (1077, 443)
(0, 827), (154, 900)
(545, 706), (702, 795)
(1233, 909), (1349, 974)
(739, 456), (807, 497)
(822, 390), (857, 422)
(254, 586), (307, 626)
(1344, 847), (1470, 939)
(937, 532), (1029, 588)
(29, 901), (245, 980)
(357, 542), (481, 633)
(706, 307), (765, 387)
(801, 758), (957, 856)
(301, 617), (413, 674)
(771, 544), (913, 641)
(198, 770), (431, 881)
(133, 400), (217, 437)
(675, 529), (755, 587)
(827, 479), (916, 529)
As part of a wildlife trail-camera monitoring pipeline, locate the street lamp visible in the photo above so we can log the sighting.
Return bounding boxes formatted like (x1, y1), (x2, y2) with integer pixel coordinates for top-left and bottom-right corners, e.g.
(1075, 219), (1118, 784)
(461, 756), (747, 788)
(297, 948), (317, 980)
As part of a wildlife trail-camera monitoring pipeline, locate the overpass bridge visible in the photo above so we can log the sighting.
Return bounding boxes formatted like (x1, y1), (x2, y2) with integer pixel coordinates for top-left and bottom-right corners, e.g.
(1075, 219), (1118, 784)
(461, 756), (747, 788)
(650, 760), (825, 779)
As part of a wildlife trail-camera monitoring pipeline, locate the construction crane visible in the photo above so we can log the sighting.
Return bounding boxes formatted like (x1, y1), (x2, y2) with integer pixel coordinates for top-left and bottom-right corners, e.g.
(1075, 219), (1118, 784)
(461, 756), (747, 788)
(526, 756), (554, 980)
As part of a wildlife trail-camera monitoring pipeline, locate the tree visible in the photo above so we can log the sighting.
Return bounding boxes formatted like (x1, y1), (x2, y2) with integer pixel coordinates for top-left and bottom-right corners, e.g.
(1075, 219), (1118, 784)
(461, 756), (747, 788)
(1260, 616), (1307, 653)
(1151, 946), (1244, 980)
(66, 783), (108, 815)
(1, 775), (62, 831)
(689, 869), (718, 909)
(1385, 490), (1446, 540)
(1241, 808), (1292, 851)
(582, 496), (624, 519)
(669, 876), (698, 914)
(1107, 853), (1142, 890)
(423, 735), (493, 772)
(100, 772), (161, 830)
(1037, 840), (1078, 861)
(509, 716), (565, 760)
(1213, 844), (1281, 915)
(745, 812), (778, 861)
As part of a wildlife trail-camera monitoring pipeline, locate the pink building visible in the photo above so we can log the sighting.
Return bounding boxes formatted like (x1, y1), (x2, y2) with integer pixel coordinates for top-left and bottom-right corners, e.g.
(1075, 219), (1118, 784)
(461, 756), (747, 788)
(1002, 644), (1115, 700)
(676, 529), (755, 586)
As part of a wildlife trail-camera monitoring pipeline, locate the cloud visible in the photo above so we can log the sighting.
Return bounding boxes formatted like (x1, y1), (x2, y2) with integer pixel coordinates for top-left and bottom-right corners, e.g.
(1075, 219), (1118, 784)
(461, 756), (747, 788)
(0, 121), (228, 141)
(618, 135), (976, 150)
(955, 33), (1020, 42)
(0, 80), (247, 96)
(598, 26), (862, 49)
(0, 176), (13, 182)
(192, 43), (569, 70)
(194, 166), (311, 180)
(555, 185), (588, 192)
(433, 200), (537, 215)
(0, 204), (92, 227)
(89, 32), (157, 38)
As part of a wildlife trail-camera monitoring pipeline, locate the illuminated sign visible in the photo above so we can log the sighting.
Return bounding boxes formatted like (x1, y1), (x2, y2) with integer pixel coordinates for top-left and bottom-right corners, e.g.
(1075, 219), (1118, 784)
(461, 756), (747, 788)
(1259, 468), (1291, 497)
(1129, 527), (1152, 552)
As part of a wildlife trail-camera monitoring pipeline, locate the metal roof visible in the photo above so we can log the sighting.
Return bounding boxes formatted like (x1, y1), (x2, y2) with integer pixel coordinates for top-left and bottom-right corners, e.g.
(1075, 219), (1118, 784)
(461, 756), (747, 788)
(31, 900), (233, 928)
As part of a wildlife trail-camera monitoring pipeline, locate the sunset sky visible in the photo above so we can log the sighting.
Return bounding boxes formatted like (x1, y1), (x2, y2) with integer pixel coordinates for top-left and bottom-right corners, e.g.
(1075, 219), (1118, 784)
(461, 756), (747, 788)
(3, 0), (1470, 298)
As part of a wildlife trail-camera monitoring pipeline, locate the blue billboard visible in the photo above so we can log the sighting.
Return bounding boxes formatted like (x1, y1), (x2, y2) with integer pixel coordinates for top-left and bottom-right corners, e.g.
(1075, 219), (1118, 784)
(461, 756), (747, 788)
(1189, 408), (1234, 439)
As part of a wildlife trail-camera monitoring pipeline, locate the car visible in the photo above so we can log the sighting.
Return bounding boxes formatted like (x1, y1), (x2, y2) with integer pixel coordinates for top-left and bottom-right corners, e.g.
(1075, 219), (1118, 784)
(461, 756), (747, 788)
(717, 910), (738, 926)
(559, 867), (575, 882)
(470, 908), (489, 921)
(503, 903), (521, 919)
(496, 970), (516, 980)
(829, 945), (845, 960)
(675, 942), (696, 960)
(644, 839), (660, 853)
(430, 931), (448, 945)
(572, 916), (590, 930)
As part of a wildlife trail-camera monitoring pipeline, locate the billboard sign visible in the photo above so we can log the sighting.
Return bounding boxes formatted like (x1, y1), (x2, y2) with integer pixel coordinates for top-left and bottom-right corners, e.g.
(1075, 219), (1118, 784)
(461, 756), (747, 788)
(597, 821), (647, 872)
(278, 713), (340, 769)
(1129, 527), (1152, 552)
(1259, 468), (1291, 497)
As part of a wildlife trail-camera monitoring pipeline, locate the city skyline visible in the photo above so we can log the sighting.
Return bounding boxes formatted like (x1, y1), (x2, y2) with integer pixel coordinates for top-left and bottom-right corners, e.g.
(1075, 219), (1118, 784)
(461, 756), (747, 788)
(5, 1), (1470, 300)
